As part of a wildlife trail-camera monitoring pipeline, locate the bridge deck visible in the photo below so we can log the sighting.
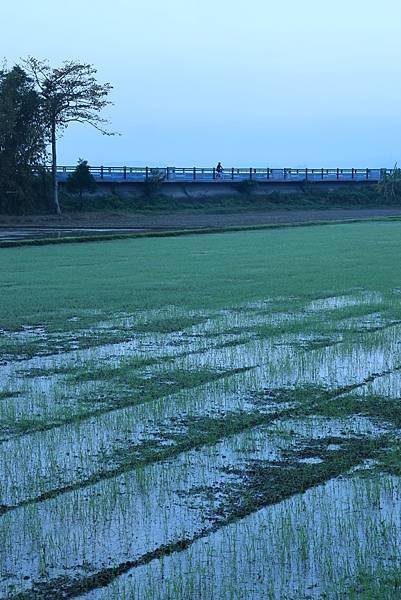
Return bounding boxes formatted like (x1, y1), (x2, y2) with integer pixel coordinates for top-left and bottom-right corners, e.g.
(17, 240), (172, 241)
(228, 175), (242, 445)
(54, 166), (388, 184)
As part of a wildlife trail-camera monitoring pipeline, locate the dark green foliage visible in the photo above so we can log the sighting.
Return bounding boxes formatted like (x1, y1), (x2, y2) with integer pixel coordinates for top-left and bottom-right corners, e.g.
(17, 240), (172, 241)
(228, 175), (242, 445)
(0, 66), (48, 213)
(65, 159), (96, 208)
(300, 184), (385, 206)
(53, 183), (392, 214)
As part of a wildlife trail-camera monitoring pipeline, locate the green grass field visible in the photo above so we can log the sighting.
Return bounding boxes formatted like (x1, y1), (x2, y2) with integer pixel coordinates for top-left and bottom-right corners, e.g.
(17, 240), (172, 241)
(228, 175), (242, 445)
(2, 221), (401, 599)
(2, 220), (401, 330)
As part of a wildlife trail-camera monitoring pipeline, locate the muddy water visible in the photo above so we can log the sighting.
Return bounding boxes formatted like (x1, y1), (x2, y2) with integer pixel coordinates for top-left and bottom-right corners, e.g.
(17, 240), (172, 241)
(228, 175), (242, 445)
(0, 415), (387, 595)
(0, 228), (145, 242)
(1, 299), (400, 506)
(2, 291), (401, 598)
(81, 474), (401, 600)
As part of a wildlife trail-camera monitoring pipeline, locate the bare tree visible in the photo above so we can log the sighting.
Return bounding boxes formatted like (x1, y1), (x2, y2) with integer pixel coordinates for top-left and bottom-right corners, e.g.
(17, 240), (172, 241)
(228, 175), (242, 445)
(23, 58), (114, 214)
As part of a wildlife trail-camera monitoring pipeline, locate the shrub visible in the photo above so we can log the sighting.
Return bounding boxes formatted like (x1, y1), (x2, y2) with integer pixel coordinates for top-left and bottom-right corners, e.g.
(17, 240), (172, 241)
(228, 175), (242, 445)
(143, 169), (166, 199)
(65, 159), (96, 208)
(377, 165), (401, 202)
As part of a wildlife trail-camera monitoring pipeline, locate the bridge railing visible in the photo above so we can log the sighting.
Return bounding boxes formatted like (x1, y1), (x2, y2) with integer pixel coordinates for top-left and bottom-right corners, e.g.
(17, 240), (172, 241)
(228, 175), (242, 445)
(51, 166), (391, 183)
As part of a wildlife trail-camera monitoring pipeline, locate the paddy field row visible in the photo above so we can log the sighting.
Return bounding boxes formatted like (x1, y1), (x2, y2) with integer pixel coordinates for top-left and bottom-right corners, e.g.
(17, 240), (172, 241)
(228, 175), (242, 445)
(2, 222), (401, 598)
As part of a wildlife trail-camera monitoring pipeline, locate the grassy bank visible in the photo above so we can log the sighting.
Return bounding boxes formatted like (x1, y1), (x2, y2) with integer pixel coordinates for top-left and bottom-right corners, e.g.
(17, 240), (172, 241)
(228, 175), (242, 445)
(2, 183), (400, 217)
(59, 183), (399, 212)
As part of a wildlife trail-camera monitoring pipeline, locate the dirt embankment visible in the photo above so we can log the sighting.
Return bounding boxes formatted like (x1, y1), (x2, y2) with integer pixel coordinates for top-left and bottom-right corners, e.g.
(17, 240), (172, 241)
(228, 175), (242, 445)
(2, 207), (401, 231)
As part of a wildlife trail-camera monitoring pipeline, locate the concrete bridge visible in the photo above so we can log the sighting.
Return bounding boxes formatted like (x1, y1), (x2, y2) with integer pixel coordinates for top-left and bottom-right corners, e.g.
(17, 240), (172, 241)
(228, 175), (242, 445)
(55, 165), (388, 184)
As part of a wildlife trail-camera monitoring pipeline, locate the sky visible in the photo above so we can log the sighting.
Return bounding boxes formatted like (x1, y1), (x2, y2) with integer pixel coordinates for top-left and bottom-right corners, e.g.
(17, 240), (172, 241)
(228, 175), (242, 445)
(2, 0), (401, 167)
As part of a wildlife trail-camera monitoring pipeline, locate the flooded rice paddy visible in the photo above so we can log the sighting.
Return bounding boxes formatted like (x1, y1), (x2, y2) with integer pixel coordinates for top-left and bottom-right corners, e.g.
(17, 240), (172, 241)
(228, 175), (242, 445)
(2, 226), (401, 599)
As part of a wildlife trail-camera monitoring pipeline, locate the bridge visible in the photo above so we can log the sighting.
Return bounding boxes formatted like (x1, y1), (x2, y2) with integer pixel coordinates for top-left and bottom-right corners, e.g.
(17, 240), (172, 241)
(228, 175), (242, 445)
(54, 166), (390, 184)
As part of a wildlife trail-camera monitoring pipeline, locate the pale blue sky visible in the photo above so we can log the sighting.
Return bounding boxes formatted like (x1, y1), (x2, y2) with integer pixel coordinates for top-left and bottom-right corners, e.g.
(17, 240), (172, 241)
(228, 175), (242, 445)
(2, 0), (401, 167)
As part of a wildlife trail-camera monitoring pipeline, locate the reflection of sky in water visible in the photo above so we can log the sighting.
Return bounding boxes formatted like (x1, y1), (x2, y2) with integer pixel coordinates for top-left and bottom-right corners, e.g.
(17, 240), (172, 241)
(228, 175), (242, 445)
(83, 474), (401, 600)
(1, 291), (401, 597)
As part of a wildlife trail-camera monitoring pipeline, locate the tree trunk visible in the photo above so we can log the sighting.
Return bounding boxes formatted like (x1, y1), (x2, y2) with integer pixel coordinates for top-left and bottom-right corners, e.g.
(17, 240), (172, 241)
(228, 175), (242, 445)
(51, 121), (61, 215)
